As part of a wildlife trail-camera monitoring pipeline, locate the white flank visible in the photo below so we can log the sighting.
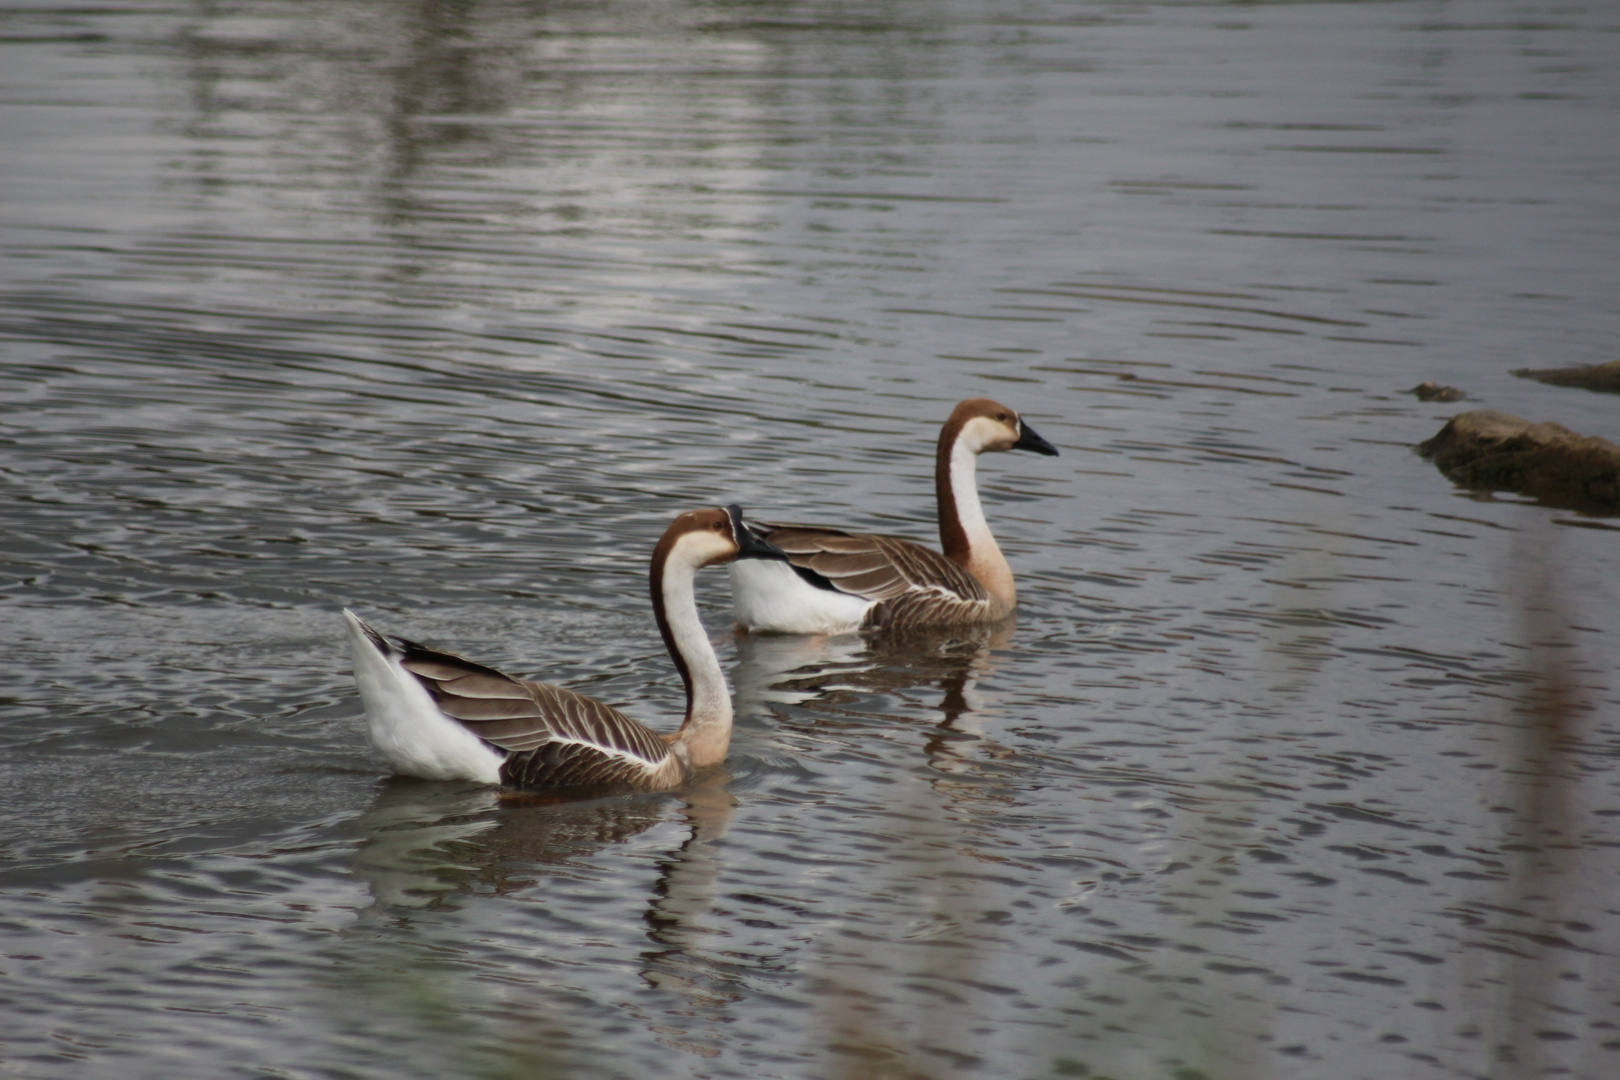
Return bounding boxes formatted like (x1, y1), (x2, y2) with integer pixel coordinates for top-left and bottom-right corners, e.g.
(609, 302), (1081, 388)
(343, 609), (504, 784)
(729, 558), (876, 635)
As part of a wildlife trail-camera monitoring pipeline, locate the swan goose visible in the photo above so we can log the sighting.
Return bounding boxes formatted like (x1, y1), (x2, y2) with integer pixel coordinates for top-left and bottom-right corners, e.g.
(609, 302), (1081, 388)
(730, 398), (1058, 634)
(345, 505), (781, 792)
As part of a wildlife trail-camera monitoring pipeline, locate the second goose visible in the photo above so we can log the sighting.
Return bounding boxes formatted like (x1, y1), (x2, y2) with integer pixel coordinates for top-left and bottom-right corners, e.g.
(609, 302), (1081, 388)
(731, 398), (1058, 634)
(346, 506), (780, 792)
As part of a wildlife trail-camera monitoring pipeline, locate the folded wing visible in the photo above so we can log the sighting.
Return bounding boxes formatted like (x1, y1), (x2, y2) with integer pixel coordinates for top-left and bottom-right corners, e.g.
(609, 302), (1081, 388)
(752, 522), (993, 628)
(393, 637), (676, 788)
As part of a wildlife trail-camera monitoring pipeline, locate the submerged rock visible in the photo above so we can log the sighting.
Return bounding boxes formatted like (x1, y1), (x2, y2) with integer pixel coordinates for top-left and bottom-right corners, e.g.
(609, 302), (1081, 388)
(1418, 410), (1620, 514)
(1513, 359), (1620, 396)
(1407, 381), (1466, 402)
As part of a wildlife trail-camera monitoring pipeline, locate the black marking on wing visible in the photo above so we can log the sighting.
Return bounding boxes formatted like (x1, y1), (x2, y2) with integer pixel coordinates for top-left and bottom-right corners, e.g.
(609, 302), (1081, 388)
(739, 520), (835, 592)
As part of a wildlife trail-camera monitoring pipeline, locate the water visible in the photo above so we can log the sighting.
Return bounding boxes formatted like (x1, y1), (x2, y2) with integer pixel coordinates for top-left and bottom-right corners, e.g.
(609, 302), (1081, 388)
(3, 1), (1618, 1077)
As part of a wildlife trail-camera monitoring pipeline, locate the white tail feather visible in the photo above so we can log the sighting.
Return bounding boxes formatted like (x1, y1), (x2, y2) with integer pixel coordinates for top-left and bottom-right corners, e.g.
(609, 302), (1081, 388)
(343, 610), (504, 784)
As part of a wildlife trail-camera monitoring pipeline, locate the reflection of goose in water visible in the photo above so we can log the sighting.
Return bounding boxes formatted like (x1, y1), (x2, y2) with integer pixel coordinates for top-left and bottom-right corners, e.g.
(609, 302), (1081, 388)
(636, 782), (750, 1049)
(730, 621), (1018, 797)
(346, 780), (673, 908)
(345, 506), (782, 792)
(345, 775), (746, 1055)
(731, 399), (1058, 634)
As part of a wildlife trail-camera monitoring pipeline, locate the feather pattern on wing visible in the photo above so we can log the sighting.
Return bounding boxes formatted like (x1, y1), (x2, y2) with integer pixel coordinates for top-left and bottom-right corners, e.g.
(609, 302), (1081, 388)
(391, 636), (680, 788)
(750, 522), (994, 628)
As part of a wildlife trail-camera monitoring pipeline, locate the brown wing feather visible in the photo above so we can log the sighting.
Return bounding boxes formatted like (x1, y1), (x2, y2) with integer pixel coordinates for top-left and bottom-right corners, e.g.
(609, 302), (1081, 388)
(500, 740), (677, 790)
(871, 535), (988, 601)
(758, 524), (911, 601)
(756, 522), (993, 627)
(394, 638), (674, 779)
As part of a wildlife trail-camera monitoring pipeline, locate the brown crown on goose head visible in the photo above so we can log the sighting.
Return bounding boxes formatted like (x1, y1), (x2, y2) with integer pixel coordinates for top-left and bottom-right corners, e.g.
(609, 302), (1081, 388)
(346, 505), (782, 792)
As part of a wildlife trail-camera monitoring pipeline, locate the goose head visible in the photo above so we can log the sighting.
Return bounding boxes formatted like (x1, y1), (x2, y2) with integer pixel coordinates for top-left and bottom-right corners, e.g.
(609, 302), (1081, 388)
(948, 398), (1060, 457)
(654, 505), (785, 571)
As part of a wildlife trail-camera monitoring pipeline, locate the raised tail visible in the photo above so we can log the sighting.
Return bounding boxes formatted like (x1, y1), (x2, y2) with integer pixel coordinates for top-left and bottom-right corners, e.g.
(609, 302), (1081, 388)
(342, 609), (504, 784)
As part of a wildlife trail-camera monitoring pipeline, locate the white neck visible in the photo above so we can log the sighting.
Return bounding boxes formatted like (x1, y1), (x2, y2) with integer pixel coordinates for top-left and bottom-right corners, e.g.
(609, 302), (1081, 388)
(949, 439), (993, 550)
(660, 552), (732, 767)
(941, 429), (1015, 611)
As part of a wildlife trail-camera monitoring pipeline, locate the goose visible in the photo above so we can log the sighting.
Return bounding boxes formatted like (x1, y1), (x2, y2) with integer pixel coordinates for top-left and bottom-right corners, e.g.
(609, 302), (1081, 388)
(730, 398), (1058, 634)
(344, 505), (781, 792)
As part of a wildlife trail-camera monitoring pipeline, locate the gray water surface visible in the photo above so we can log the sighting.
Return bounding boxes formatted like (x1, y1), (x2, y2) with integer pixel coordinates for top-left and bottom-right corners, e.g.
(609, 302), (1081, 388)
(3, 2), (1618, 1078)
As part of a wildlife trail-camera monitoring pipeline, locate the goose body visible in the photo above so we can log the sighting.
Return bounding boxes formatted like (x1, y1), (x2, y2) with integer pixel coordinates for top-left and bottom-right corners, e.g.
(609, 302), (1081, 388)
(346, 506), (780, 792)
(731, 399), (1058, 634)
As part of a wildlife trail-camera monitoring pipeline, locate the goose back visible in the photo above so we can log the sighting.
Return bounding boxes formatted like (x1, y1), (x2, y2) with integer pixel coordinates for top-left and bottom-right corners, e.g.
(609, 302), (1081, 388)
(752, 522), (995, 629)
